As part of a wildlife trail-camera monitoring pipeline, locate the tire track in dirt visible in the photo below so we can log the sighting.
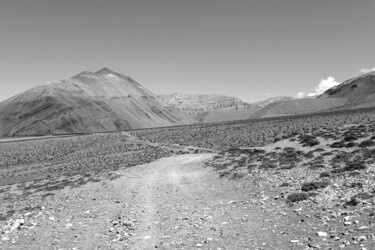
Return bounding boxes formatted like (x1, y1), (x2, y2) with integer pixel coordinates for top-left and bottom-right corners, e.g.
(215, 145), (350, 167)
(1, 154), (276, 249)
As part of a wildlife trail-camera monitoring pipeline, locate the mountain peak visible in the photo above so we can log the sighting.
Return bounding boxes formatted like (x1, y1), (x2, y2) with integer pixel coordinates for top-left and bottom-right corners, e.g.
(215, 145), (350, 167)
(95, 67), (118, 75)
(73, 71), (96, 78)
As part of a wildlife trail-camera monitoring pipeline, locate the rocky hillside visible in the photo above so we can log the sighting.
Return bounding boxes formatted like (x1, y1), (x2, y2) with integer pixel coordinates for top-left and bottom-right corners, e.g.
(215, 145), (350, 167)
(319, 71), (375, 108)
(159, 93), (250, 115)
(250, 71), (375, 119)
(0, 68), (183, 137)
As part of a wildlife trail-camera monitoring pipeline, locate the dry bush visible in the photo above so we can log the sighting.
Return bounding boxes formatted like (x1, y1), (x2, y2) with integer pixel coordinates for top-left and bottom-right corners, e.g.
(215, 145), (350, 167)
(287, 192), (309, 203)
(301, 181), (330, 192)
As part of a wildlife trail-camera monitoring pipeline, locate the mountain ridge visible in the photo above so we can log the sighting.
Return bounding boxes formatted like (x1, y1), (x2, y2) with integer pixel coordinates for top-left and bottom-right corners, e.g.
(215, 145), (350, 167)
(2, 69), (375, 137)
(0, 68), (184, 137)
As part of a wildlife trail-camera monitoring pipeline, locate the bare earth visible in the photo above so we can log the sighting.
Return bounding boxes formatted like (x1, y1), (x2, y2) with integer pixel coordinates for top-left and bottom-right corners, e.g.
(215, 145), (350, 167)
(1, 153), (286, 250)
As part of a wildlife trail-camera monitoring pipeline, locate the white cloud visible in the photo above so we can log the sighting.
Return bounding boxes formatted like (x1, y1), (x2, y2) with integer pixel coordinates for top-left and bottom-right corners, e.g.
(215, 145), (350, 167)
(297, 76), (340, 98)
(295, 92), (305, 99)
(359, 67), (375, 74)
(265, 92), (275, 97)
(315, 76), (340, 94)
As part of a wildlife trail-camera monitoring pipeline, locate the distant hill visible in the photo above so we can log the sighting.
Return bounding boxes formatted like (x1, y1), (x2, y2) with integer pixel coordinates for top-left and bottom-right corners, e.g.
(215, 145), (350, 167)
(0, 68), (183, 137)
(319, 71), (375, 108)
(159, 94), (297, 123)
(249, 71), (375, 119)
(2, 69), (375, 137)
(249, 97), (345, 119)
(250, 96), (293, 109)
(159, 93), (250, 115)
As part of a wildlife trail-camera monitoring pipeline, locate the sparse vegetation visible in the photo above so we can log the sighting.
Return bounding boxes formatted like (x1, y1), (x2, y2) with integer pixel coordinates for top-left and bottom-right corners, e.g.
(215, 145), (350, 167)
(287, 192), (309, 203)
(0, 134), (172, 186)
(131, 108), (375, 150)
(301, 181), (330, 192)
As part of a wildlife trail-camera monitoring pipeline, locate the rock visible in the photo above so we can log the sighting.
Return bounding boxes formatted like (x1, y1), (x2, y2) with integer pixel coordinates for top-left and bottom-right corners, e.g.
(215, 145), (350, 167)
(10, 219), (23, 231)
(317, 232), (328, 237)
(196, 243), (203, 247)
(358, 226), (368, 230)
(123, 221), (133, 227)
(358, 236), (367, 241)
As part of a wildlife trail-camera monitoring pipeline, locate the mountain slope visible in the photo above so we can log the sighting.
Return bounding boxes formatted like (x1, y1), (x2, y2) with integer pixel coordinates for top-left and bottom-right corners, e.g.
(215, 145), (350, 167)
(0, 68), (183, 137)
(159, 93), (250, 115)
(319, 71), (375, 108)
(248, 71), (375, 119)
(249, 97), (346, 119)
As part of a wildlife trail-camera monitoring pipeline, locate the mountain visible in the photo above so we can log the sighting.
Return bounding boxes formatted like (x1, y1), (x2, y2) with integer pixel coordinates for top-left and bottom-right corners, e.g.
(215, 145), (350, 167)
(159, 94), (301, 123)
(0, 68), (183, 137)
(319, 71), (375, 108)
(158, 93), (251, 115)
(249, 97), (346, 119)
(248, 71), (375, 119)
(250, 96), (293, 108)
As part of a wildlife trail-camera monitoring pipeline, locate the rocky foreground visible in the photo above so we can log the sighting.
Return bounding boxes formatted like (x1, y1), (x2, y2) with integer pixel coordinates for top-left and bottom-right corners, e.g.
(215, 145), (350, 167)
(1, 122), (375, 249)
(0, 154), (276, 250)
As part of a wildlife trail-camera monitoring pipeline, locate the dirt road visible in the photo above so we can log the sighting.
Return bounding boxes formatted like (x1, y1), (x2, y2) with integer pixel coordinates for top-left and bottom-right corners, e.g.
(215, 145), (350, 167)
(1, 153), (283, 250)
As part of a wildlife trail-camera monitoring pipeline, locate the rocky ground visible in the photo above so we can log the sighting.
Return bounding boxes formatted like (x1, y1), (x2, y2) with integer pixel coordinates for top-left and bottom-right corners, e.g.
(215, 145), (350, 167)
(0, 154), (277, 250)
(1, 122), (375, 249)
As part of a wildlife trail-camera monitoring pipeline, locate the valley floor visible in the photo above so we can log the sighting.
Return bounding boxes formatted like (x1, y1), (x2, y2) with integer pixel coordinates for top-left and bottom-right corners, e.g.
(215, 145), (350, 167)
(0, 153), (304, 250)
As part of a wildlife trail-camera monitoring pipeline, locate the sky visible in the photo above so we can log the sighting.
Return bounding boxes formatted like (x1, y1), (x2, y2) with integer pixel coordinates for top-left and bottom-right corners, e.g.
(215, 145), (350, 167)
(0, 0), (374, 102)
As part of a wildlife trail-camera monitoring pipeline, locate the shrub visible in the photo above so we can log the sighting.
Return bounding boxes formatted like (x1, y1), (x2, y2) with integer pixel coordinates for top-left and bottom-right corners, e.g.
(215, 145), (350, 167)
(280, 182), (291, 187)
(283, 147), (295, 152)
(363, 149), (375, 159)
(230, 172), (246, 180)
(309, 164), (325, 170)
(273, 138), (282, 143)
(279, 164), (296, 170)
(345, 198), (359, 206)
(331, 152), (352, 164)
(247, 164), (257, 171)
(259, 163), (276, 170)
(343, 136), (358, 142)
(350, 182), (363, 189)
(219, 171), (230, 178)
(331, 168), (346, 174)
(287, 192), (309, 203)
(304, 151), (314, 159)
(319, 172), (331, 178)
(352, 192), (374, 200)
(253, 149), (266, 154)
(301, 181), (330, 192)
(344, 162), (366, 171)
(359, 139), (375, 148)
(314, 148), (325, 152)
(346, 142), (358, 148)
(330, 141), (346, 148)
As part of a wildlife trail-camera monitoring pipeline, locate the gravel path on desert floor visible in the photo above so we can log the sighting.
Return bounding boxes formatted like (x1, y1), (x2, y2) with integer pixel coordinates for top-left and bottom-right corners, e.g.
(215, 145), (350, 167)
(0, 153), (285, 250)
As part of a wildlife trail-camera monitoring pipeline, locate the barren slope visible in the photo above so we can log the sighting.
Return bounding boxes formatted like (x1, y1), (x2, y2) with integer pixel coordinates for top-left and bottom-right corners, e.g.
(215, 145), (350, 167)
(0, 68), (183, 137)
(319, 71), (375, 108)
(159, 93), (250, 115)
